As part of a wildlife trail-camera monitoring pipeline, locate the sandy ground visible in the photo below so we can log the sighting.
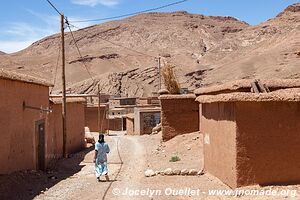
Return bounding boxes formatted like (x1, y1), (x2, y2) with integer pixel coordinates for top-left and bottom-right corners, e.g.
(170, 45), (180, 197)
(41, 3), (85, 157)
(0, 131), (299, 200)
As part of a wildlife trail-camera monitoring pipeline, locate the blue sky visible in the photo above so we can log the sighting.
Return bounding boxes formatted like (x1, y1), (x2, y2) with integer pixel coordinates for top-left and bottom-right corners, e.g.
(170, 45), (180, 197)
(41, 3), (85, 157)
(0, 0), (298, 53)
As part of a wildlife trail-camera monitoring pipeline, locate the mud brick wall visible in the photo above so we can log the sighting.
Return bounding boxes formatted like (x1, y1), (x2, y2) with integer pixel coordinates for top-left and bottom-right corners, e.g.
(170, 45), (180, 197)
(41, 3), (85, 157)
(160, 94), (199, 141)
(201, 101), (300, 188)
(126, 117), (134, 135)
(49, 102), (85, 156)
(0, 79), (49, 174)
(85, 106), (108, 132)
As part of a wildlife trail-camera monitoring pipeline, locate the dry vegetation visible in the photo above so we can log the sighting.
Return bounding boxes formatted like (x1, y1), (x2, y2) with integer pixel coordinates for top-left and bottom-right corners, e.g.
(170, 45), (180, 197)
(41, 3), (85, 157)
(161, 63), (180, 94)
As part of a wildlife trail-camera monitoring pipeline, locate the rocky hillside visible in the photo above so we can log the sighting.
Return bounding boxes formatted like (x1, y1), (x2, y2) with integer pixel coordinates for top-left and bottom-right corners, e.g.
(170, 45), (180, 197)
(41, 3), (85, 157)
(1, 3), (300, 96)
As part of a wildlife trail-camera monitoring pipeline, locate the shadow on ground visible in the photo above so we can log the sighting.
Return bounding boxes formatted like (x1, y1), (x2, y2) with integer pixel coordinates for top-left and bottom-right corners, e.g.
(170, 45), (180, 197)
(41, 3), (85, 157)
(0, 146), (94, 200)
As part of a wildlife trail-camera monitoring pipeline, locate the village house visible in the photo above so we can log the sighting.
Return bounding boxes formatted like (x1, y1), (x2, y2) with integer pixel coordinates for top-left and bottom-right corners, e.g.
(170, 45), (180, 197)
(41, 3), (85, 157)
(109, 97), (137, 108)
(195, 79), (300, 188)
(0, 69), (52, 174)
(48, 97), (86, 157)
(159, 94), (199, 141)
(133, 107), (161, 135)
(84, 104), (109, 132)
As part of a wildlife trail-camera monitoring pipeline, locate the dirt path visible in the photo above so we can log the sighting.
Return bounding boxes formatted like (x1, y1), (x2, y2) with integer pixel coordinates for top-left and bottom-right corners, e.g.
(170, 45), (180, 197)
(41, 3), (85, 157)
(34, 131), (147, 200)
(2, 132), (299, 200)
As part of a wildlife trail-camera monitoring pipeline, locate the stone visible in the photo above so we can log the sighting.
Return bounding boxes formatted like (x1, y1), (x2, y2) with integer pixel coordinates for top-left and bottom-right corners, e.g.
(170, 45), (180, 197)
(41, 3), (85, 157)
(164, 168), (173, 175)
(158, 89), (169, 95)
(187, 147), (191, 150)
(145, 169), (156, 177)
(173, 169), (181, 175)
(155, 171), (160, 176)
(188, 169), (198, 176)
(197, 170), (204, 176)
(180, 169), (189, 175)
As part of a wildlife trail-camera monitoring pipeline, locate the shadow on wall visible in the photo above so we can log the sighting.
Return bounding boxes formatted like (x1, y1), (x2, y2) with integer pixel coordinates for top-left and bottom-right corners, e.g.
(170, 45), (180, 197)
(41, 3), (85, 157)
(0, 146), (94, 200)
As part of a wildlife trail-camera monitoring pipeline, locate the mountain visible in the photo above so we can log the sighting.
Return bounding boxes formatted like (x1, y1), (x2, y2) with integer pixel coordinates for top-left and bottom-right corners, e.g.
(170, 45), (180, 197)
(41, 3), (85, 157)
(0, 3), (299, 96)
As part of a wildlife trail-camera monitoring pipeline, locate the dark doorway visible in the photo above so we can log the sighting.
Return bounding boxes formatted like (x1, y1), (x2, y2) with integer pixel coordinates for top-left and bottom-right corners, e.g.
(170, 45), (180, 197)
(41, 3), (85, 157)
(36, 120), (45, 171)
(122, 117), (127, 131)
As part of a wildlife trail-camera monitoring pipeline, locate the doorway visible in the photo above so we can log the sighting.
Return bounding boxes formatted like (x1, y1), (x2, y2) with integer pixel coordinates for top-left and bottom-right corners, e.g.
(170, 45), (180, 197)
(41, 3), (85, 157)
(36, 120), (45, 171)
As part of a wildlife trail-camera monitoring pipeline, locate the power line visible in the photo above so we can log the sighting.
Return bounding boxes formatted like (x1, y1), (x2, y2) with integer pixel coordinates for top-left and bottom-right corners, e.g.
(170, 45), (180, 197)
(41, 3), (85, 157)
(66, 23), (96, 82)
(45, 0), (62, 16)
(69, 24), (155, 58)
(69, 0), (189, 23)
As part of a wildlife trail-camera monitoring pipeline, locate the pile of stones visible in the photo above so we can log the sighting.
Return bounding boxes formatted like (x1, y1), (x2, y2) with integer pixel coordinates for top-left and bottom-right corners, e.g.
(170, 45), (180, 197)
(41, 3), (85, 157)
(145, 168), (204, 177)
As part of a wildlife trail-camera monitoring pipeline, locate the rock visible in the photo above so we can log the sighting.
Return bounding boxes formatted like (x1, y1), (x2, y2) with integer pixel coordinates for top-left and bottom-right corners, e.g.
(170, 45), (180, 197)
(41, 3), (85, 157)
(188, 169), (198, 176)
(158, 89), (169, 95)
(152, 123), (161, 133)
(180, 169), (189, 175)
(173, 169), (181, 175)
(164, 168), (173, 176)
(160, 171), (165, 176)
(198, 170), (204, 176)
(145, 169), (156, 177)
(187, 147), (191, 150)
(154, 171), (160, 175)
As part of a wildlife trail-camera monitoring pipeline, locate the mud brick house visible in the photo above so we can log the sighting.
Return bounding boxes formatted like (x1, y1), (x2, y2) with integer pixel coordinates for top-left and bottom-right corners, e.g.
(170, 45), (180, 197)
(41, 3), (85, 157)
(49, 97), (86, 156)
(0, 69), (52, 174)
(159, 94), (199, 141)
(138, 96), (160, 106)
(85, 104), (109, 132)
(195, 79), (300, 188)
(133, 107), (161, 135)
(109, 97), (137, 108)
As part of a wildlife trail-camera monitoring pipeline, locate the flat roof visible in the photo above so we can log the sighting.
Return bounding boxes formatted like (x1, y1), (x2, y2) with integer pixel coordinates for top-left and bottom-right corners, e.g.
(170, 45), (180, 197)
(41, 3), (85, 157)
(0, 69), (53, 87)
(50, 97), (86, 104)
(196, 89), (300, 103)
(159, 94), (196, 100)
(109, 97), (137, 100)
(194, 79), (300, 95)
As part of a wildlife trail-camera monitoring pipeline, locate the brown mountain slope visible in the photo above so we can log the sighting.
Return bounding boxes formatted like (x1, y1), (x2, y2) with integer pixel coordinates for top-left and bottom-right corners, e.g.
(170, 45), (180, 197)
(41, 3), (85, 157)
(1, 4), (300, 96)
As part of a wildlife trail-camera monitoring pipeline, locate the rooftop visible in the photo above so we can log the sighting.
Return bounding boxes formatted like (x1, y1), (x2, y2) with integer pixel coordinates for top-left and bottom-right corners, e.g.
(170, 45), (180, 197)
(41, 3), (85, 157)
(0, 68), (53, 87)
(195, 79), (300, 103)
(194, 79), (300, 95)
(50, 97), (86, 104)
(159, 94), (196, 100)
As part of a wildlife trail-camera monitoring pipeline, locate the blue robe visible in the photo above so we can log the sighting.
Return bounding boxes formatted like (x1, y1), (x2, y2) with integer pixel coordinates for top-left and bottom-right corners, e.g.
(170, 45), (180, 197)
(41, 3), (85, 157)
(95, 142), (110, 177)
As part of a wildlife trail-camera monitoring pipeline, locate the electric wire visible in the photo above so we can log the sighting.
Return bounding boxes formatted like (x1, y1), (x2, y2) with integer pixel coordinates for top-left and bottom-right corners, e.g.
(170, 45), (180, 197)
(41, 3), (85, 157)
(70, 0), (189, 23)
(66, 23), (96, 82)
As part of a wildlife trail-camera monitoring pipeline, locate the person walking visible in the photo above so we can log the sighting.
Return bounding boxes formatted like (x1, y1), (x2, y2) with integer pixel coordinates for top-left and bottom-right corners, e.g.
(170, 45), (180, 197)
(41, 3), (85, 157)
(93, 134), (110, 182)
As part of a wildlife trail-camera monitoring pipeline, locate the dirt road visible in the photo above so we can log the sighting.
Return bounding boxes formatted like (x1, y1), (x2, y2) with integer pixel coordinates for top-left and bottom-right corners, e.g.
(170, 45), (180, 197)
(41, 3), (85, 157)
(34, 131), (148, 200)
(1, 131), (299, 200)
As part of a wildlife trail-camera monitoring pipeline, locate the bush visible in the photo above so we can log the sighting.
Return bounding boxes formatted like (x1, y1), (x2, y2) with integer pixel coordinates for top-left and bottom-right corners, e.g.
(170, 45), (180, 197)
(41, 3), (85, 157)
(161, 63), (180, 94)
(169, 155), (181, 162)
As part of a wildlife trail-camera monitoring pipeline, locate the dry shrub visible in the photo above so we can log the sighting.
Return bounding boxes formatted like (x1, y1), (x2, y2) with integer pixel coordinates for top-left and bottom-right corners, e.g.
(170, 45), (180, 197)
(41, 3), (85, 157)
(161, 63), (180, 94)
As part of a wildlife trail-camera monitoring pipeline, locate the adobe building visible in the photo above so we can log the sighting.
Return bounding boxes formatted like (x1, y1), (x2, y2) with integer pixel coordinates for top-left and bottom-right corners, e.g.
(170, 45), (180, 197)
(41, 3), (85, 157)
(159, 94), (199, 141)
(49, 97), (86, 155)
(109, 97), (137, 108)
(0, 69), (52, 174)
(133, 107), (161, 135)
(138, 96), (160, 106)
(50, 93), (111, 105)
(84, 104), (109, 132)
(195, 79), (300, 188)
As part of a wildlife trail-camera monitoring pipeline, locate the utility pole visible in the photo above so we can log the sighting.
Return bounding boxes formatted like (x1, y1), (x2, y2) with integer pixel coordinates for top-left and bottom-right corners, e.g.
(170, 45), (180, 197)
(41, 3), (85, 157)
(98, 84), (101, 133)
(158, 56), (161, 90)
(61, 14), (67, 158)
